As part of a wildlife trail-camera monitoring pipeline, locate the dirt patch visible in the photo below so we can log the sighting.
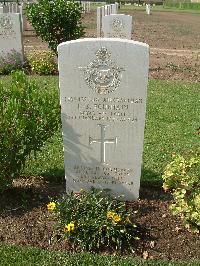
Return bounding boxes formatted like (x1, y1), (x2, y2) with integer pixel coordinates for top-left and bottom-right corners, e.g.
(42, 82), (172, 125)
(0, 176), (199, 261)
(23, 10), (200, 82)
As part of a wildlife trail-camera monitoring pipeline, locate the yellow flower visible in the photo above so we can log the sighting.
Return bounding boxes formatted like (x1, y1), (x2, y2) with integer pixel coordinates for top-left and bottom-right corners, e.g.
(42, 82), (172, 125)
(107, 211), (115, 219)
(63, 222), (75, 233)
(47, 202), (56, 211)
(113, 214), (121, 223)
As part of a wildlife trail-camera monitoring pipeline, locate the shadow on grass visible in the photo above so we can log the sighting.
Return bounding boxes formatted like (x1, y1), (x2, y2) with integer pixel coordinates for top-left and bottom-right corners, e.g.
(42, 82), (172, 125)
(40, 167), (65, 184)
(140, 168), (172, 201)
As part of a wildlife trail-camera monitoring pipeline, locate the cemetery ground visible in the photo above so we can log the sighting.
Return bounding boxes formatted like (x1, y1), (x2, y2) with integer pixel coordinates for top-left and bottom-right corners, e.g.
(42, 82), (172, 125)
(24, 9), (200, 83)
(0, 77), (199, 264)
(0, 8), (200, 265)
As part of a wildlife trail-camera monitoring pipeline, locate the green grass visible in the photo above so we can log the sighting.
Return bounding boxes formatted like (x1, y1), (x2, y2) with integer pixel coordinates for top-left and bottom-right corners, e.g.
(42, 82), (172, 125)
(2, 77), (191, 184)
(0, 243), (200, 266)
(12, 77), (198, 186)
(120, 4), (200, 13)
(0, 76), (199, 264)
(1, 76), (198, 185)
(143, 80), (199, 184)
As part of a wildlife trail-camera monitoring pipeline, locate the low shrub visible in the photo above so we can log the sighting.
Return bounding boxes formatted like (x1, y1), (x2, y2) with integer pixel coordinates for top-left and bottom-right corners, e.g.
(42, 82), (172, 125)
(0, 71), (60, 191)
(26, 0), (85, 54)
(162, 153), (200, 233)
(0, 50), (24, 75)
(27, 51), (57, 75)
(47, 188), (139, 252)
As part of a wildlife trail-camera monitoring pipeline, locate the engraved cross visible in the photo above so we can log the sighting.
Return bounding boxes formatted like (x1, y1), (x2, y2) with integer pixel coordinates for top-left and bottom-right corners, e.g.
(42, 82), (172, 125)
(89, 124), (117, 164)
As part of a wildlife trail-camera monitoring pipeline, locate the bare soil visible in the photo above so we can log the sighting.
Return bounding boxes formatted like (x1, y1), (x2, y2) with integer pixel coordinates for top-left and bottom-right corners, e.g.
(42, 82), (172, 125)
(0, 177), (199, 261)
(1, 10), (199, 261)
(24, 10), (200, 82)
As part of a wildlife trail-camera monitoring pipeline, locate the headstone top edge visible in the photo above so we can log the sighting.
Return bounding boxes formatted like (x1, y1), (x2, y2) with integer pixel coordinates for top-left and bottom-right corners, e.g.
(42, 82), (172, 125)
(57, 38), (149, 52)
(104, 14), (132, 17)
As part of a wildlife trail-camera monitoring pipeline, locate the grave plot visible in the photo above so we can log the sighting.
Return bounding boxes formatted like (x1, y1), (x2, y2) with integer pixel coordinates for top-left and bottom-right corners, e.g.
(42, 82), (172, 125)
(58, 38), (149, 201)
(0, 3), (199, 264)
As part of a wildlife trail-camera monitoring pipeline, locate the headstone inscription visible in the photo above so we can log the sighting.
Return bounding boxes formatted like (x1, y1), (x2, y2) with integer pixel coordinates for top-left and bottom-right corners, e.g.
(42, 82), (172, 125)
(0, 13), (23, 60)
(102, 14), (132, 39)
(58, 38), (149, 201)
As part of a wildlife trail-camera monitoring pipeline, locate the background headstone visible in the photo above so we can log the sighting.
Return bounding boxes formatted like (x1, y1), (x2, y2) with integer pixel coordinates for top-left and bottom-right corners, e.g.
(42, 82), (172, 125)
(0, 13), (24, 60)
(58, 38), (149, 201)
(146, 4), (151, 15)
(102, 14), (132, 39)
(97, 3), (118, 37)
(0, 5), (9, 13)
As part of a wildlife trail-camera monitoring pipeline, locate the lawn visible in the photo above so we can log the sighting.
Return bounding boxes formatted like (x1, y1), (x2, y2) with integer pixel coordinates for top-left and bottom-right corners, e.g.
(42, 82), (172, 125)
(0, 77), (199, 264)
(12, 77), (198, 186)
(119, 4), (200, 13)
(1, 243), (200, 266)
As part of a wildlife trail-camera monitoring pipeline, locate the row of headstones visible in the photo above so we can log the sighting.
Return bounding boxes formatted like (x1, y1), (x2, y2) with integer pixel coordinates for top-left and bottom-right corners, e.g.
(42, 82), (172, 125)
(0, 0), (92, 62)
(97, 2), (119, 37)
(80, 2), (91, 13)
(98, 3), (151, 40)
(0, 2), (20, 13)
(98, 2), (132, 40)
(0, 3), (149, 201)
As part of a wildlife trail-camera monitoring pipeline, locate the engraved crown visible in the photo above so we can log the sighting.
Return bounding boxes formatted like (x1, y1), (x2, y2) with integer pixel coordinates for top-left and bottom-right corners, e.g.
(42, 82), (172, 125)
(95, 47), (111, 61)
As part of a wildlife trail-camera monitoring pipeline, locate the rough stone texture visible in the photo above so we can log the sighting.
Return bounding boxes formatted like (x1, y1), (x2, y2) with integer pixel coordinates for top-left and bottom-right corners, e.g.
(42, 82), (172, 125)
(102, 14), (132, 39)
(58, 38), (149, 200)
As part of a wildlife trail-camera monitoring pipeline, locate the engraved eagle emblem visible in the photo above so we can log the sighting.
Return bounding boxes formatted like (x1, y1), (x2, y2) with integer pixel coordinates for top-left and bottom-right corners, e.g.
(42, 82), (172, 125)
(112, 18), (124, 32)
(0, 15), (15, 38)
(0, 16), (13, 31)
(79, 47), (124, 95)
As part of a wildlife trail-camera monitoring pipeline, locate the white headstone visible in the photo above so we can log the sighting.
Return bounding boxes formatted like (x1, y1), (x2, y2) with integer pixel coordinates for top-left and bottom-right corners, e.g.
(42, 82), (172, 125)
(58, 38), (149, 201)
(0, 5), (9, 13)
(110, 4), (115, 14)
(0, 13), (23, 60)
(97, 4), (119, 38)
(115, 2), (119, 12)
(102, 14), (132, 39)
(97, 7), (101, 37)
(146, 4), (151, 15)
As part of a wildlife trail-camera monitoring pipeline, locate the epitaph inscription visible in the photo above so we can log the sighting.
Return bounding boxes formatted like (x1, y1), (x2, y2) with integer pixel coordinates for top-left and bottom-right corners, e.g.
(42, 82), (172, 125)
(68, 165), (134, 186)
